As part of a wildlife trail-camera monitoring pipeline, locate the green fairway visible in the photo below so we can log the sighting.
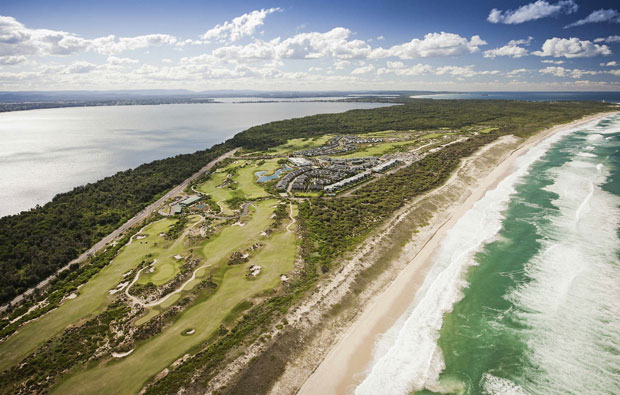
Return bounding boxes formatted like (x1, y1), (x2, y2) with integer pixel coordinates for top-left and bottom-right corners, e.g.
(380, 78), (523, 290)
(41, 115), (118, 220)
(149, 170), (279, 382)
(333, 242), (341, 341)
(50, 199), (297, 395)
(335, 140), (416, 158)
(262, 135), (333, 155)
(0, 218), (180, 371)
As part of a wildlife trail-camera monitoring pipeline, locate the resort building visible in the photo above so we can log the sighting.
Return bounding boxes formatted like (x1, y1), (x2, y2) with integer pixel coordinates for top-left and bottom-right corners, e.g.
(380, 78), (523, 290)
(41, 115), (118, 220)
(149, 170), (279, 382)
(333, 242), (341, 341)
(179, 195), (201, 206)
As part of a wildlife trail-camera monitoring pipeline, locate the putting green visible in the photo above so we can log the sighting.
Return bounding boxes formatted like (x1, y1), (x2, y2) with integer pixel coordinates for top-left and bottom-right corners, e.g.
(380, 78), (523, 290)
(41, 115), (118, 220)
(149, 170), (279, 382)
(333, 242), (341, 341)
(51, 199), (297, 395)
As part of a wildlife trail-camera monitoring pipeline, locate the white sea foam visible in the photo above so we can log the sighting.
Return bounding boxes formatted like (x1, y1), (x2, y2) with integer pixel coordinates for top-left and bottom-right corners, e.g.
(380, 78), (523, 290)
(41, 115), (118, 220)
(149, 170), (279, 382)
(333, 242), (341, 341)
(354, 117), (608, 395)
(504, 140), (620, 394)
(576, 152), (596, 157)
(481, 373), (527, 395)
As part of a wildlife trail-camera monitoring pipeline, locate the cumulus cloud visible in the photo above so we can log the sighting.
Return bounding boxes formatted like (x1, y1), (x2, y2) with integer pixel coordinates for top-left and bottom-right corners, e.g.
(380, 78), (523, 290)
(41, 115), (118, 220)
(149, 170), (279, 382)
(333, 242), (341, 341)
(90, 34), (178, 55)
(0, 15), (181, 63)
(201, 8), (280, 43)
(600, 61), (617, 67)
(541, 59), (565, 64)
(351, 64), (375, 74)
(369, 32), (486, 59)
(508, 36), (534, 46)
(532, 37), (611, 58)
(277, 28), (371, 59)
(63, 61), (98, 74)
(565, 9), (620, 28)
(484, 45), (528, 59)
(539, 65), (599, 78)
(487, 0), (578, 24)
(0, 15), (88, 58)
(208, 28), (372, 63)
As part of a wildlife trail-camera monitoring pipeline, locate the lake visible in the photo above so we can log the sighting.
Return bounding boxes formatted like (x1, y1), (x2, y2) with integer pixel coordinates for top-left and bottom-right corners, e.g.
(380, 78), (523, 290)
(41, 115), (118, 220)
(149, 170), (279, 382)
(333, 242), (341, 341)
(0, 101), (389, 217)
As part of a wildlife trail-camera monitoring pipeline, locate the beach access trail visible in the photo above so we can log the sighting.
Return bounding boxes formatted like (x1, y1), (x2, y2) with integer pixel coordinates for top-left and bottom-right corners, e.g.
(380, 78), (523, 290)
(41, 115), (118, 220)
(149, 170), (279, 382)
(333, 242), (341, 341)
(0, 148), (239, 313)
(297, 112), (617, 395)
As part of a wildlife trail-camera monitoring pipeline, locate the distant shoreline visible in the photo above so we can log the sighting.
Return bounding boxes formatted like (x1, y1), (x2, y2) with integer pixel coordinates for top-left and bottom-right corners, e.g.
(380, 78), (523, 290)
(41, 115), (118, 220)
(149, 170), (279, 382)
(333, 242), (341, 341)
(297, 110), (618, 394)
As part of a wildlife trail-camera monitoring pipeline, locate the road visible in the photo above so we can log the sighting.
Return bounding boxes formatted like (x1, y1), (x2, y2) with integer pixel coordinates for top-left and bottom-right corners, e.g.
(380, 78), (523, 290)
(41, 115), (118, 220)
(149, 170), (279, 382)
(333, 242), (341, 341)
(1, 147), (239, 312)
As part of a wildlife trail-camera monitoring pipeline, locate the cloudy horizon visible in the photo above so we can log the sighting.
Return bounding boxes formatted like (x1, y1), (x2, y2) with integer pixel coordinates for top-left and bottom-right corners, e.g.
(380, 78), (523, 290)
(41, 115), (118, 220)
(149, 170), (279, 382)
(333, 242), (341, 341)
(0, 0), (619, 91)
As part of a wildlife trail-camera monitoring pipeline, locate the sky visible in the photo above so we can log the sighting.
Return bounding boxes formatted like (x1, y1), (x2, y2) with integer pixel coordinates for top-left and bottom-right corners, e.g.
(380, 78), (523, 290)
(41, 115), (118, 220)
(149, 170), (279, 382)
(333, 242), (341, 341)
(0, 0), (619, 91)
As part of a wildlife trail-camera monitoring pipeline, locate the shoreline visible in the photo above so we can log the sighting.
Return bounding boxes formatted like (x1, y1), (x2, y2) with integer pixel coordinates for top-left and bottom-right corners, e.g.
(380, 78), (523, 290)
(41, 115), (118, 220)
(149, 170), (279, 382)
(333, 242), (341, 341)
(297, 111), (618, 394)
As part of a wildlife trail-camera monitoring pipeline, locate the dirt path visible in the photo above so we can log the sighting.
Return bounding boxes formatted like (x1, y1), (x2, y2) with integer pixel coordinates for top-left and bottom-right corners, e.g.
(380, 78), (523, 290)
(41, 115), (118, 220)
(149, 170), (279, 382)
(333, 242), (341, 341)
(1, 148), (239, 313)
(286, 202), (296, 233)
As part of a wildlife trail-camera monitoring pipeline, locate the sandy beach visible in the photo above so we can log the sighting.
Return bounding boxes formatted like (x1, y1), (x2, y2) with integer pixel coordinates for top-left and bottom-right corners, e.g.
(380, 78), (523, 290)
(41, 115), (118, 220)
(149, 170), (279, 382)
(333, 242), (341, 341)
(297, 111), (618, 395)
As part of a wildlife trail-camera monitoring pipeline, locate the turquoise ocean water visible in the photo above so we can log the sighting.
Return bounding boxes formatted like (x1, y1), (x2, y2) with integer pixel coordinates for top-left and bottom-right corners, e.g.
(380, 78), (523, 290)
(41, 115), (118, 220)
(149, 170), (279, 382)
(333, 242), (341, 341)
(355, 114), (620, 395)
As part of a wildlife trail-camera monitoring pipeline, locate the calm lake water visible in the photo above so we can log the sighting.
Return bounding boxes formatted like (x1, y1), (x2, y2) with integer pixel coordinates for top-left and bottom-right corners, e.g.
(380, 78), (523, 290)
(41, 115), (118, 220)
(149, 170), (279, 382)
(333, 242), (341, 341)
(0, 102), (389, 217)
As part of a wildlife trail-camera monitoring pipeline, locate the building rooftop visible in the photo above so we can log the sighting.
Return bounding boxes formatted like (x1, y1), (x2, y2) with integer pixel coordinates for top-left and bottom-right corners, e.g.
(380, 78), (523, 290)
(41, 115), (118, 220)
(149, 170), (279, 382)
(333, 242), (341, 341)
(179, 195), (201, 206)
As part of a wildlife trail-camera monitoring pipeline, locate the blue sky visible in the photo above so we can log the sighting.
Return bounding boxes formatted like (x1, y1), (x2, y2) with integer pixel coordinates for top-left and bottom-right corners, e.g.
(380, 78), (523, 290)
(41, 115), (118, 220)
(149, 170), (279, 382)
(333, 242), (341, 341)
(0, 0), (618, 91)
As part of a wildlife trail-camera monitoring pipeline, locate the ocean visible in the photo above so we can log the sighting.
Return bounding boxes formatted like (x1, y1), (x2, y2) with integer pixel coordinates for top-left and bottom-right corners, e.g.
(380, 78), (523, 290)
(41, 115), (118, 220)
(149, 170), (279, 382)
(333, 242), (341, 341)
(356, 113), (620, 395)
(0, 101), (388, 217)
(410, 91), (620, 102)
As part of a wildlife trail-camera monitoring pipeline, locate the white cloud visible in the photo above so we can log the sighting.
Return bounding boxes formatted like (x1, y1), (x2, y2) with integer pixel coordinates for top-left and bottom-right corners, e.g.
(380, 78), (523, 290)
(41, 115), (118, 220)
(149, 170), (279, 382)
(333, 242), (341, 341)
(488, 0), (577, 24)
(278, 28), (371, 59)
(377, 62), (433, 76)
(539, 66), (599, 78)
(0, 15), (181, 63)
(484, 45), (528, 59)
(376, 35), (385, 41)
(201, 8), (280, 43)
(608, 69), (620, 76)
(369, 32), (486, 59)
(435, 65), (500, 78)
(63, 61), (98, 74)
(565, 9), (620, 28)
(351, 64), (375, 74)
(541, 59), (565, 64)
(595, 35), (620, 43)
(508, 36), (534, 46)
(106, 56), (139, 65)
(532, 37), (611, 58)
(507, 68), (530, 76)
(0, 55), (26, 65)
(600, 61), (617, 67)
(89, 34), (178, 55)
(208, 27), (373, 63)
(0, 16), (89, 58)
(333, 59), (351, 70)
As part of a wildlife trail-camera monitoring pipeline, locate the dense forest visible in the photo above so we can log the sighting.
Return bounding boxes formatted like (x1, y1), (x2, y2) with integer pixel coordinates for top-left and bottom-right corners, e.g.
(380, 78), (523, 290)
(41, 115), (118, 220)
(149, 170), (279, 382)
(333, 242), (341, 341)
(0, 99), (612, 305)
